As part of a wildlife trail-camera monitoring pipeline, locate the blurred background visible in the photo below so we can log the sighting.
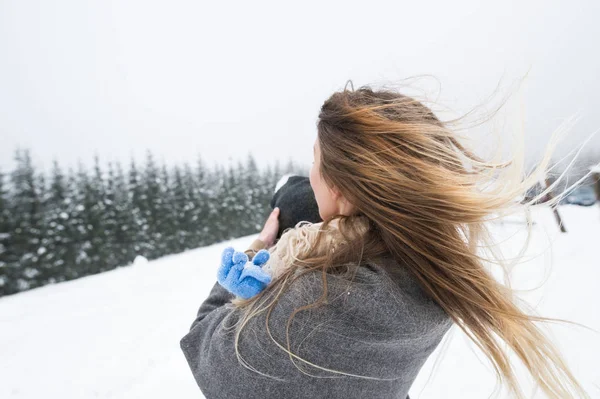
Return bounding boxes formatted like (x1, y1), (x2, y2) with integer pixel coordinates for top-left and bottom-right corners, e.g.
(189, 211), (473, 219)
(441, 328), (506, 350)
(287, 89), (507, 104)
(0, 1), (599, 398)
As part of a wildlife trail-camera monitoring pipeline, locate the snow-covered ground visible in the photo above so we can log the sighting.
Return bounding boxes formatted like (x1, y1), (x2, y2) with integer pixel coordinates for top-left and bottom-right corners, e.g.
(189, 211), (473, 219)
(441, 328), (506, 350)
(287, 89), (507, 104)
(1, 205), (599, 398)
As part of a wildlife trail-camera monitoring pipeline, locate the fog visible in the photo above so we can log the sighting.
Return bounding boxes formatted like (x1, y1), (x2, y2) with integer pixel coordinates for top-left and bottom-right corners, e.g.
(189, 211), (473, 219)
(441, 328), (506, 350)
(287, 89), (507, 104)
(1, 0), (599, 173)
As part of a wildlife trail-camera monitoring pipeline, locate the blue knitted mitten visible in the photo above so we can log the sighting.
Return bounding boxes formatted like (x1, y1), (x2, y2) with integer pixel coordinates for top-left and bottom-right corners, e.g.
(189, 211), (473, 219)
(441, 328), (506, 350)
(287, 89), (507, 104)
(217, 246), (272, 299)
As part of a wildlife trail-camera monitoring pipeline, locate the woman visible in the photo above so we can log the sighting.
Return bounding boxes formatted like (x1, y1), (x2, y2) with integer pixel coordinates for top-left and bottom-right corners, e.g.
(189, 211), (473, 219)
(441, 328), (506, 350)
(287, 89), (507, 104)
(180, 84), (591, 398)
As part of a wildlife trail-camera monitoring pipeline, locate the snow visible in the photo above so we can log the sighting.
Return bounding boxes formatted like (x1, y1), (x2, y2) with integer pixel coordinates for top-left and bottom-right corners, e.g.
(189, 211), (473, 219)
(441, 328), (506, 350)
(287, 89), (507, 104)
(0, 205), (599, 398)
(274, 173), (295, 194)
(133, 255), (149, 267)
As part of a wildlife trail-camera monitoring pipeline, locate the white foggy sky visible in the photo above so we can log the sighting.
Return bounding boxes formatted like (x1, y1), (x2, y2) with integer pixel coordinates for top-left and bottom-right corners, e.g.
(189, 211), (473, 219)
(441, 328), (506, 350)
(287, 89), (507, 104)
(1, 0), (599, 174)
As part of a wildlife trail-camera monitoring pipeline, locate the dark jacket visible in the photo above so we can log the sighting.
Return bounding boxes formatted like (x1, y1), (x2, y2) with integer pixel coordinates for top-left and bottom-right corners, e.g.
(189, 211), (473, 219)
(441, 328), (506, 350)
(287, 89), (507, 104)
(180, 250), (453, 398)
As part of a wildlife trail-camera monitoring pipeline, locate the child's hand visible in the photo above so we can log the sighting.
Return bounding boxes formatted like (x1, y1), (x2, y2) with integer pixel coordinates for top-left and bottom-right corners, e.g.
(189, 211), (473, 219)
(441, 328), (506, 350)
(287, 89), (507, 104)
(258, 207), (280, 248)
(217, 247), (272, 299)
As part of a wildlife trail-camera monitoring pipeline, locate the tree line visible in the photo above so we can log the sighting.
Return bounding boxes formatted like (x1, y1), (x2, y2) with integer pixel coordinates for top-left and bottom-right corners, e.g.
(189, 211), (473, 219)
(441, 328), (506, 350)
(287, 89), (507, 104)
(0, 149), (307, 297)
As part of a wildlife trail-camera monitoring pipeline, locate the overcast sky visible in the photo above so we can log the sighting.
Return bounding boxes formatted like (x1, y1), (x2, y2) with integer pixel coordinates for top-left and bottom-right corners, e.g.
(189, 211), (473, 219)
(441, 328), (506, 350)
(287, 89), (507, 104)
(1, 0), (599, 174)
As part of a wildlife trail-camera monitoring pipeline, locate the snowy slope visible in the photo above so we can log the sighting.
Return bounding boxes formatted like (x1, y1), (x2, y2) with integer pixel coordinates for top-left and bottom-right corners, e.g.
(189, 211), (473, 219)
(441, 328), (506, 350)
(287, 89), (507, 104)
(0, 206), (599, 398)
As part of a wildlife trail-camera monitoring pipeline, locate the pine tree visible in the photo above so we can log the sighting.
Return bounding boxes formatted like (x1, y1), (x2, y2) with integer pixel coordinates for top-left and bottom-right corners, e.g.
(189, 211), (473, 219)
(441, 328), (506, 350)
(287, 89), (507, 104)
(143, 151), (161, 258)
(157, 163), (176, 255)
(202, 163), (222, 246)
(9, 149), (44, 293)
(182, 162), (200, 249)
(103, 162), (121, 269)
(128, 158), (150, 257)
(71, 158), (109, 277)
(194, 155), (211, 247)
(0, 167), (13, 295)
(71, 162), (92, 276)
(215, 164), (233, 242)
(42, 160), (69, 284)
(112, 161), (136, 266)
(171, 165), (188, 252)
(61, 168), (83, 280)
(219, 164), (243, 240)
(243, 153), (266, 233)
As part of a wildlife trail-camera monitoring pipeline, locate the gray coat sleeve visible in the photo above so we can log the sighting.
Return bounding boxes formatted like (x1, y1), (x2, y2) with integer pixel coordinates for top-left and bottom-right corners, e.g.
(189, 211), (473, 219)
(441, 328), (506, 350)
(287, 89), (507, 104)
(179, 269), (417, 399)
(179, 274), (334, 399)
(186, 281), (235, 332)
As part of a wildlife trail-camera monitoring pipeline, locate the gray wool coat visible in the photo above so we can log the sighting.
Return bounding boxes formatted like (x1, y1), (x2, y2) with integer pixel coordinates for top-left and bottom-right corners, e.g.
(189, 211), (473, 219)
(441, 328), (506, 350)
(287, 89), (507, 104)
(180, 251), (453, 399)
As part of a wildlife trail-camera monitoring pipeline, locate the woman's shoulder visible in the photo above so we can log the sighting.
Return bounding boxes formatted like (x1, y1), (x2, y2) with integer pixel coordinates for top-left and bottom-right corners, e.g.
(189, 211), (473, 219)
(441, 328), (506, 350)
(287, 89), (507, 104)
(276, 256), (453, 340)
(198, 256), (455, 389)
(363, 256), (453, 333)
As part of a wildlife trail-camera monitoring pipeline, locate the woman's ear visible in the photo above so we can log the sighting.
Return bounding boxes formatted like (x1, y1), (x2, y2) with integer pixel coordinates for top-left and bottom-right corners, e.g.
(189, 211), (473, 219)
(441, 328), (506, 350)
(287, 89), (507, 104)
(329, 184), (342, 200)
(328, 183), (356, 215)
(333, 193), (354, 216)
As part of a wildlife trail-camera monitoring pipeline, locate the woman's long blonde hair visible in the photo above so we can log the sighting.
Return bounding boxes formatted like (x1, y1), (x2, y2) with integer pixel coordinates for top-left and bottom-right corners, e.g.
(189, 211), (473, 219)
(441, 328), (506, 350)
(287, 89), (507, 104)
(228, 77), (597, 398)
